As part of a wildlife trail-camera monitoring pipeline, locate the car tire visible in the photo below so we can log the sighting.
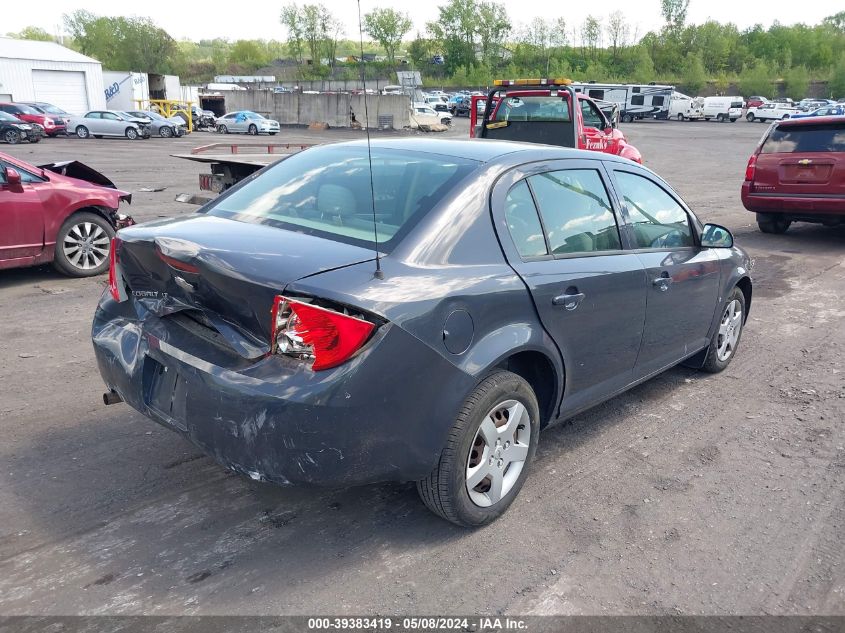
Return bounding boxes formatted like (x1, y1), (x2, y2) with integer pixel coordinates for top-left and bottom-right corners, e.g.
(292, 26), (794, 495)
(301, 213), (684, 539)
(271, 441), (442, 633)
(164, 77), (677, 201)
(677, 113), (684, 121)
(701, 286), (746, 373)
(757, 213), (791, 234)
(269, 132), (277, 135)
(76, 126), (90, 139)
(160, 126), (173, 138)
(248, 124), (258, 135)
(717, 113), (725, 122)
(730, 118), (737, 122)
(622, 113), (633, 123)
(218, 125), (228, 134)
(3, 129), (21, 144)
(417, 370), (540, 527)
(29, 136), (41, 143)
(52, 212), (115, 277)
(746, 113), (755, 122)
(125, 127), (138, 140)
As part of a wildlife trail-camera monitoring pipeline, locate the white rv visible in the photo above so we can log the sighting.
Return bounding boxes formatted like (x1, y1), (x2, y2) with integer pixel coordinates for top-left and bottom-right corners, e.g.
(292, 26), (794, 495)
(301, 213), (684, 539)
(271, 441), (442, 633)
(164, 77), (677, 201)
(669, 91), (704, 121)
(572, 82), (674, 122)
(701, 96), (744, 122)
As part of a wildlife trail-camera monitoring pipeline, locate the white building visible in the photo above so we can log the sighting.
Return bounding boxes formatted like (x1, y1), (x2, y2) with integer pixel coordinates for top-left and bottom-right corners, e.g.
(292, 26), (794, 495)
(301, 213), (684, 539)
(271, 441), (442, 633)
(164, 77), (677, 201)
(0, 37), (105, 113)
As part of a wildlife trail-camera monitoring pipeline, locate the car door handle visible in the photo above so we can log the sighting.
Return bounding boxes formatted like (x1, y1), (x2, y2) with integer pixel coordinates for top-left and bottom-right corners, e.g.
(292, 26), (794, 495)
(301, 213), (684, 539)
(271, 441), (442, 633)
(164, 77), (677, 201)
(653, 272), (673, 291)
(552, 290), (586, 310)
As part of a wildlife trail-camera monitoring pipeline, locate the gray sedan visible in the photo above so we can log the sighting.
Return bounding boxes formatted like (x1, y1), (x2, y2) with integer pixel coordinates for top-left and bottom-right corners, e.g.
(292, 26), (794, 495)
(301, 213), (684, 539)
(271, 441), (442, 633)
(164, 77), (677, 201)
(68, 110), (151, 140)
(125, 111), (185, 137)
(93, 139), (752, 527)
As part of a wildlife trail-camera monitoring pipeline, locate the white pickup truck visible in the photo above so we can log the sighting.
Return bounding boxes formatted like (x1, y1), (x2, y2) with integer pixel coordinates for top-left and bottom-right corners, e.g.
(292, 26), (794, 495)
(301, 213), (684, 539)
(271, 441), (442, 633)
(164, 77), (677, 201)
(746, 102), (800, 122)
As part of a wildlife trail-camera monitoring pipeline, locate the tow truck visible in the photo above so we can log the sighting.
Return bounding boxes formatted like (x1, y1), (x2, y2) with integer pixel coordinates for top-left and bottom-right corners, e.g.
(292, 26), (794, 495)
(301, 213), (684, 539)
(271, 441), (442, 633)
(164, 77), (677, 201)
(470, 78), (642, 163)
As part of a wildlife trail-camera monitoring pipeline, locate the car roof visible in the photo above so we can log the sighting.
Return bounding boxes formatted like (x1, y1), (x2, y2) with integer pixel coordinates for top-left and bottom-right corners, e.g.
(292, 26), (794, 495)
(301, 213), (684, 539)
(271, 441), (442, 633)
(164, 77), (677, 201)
(777, 115), (845, 127)
(324, 137), (630, 165)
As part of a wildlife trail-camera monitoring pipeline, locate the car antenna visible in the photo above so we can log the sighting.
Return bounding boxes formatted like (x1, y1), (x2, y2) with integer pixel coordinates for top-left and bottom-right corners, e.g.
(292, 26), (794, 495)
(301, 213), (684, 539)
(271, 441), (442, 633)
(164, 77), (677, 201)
(357, 0), (383, 280)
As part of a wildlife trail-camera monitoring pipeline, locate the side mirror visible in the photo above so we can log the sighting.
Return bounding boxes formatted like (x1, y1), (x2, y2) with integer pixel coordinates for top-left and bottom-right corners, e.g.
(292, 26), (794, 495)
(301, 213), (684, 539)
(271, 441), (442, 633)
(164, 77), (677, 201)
(701, 223), (733, 248)
(5, 167), (22, 187)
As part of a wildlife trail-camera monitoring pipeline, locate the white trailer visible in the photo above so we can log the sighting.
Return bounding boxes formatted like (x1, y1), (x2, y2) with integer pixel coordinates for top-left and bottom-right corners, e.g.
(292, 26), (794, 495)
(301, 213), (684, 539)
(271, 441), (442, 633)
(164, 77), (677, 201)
(572, 82), (674, 122)
(102, 71), (149, 112)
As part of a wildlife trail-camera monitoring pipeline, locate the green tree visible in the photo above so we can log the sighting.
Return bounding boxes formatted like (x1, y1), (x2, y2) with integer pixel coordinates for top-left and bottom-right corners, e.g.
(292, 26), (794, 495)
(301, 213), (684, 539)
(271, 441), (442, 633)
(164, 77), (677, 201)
(738, 60), (774, 97)
(408, 33), (435, 68)
(428, 0), (478, 72)
(280, 4), (304, 64)
(631, 45), (656, 83)
(661, 0), (691, 33)
(363, 8), (412, 66)
(9, 26), (55, 42)
(829, 53), (845, 97)
(229, 40), (271, 69)
(682, 52), (707, 94)
(475, 2), (510, 66)
(783, 65), (809, 99)
(606, 11), (629, 62)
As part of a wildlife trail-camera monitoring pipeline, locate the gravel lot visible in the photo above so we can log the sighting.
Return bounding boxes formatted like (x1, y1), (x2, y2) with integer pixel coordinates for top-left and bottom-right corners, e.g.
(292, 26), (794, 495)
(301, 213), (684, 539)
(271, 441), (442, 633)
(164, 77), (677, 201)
(1, 119), (843, 616)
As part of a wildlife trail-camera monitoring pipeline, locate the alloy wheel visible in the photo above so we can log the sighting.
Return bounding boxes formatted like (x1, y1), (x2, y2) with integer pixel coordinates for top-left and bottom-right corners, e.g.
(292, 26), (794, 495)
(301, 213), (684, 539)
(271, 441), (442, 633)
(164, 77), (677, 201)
(716, 299), (743, 362)
(465, 399), (532, 507)
(63, 222), (109, 271)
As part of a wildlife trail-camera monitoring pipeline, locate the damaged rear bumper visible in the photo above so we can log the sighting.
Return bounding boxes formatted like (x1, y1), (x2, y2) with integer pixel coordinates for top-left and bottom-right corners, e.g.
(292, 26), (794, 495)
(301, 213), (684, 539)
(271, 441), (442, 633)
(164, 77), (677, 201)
(91, 298), (472, 487)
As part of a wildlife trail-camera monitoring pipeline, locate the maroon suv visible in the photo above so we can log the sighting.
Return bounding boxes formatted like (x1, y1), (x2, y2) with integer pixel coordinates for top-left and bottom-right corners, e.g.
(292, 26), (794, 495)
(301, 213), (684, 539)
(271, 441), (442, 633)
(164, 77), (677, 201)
(741, 116), (845, 233)
(0, 102), (66, 136)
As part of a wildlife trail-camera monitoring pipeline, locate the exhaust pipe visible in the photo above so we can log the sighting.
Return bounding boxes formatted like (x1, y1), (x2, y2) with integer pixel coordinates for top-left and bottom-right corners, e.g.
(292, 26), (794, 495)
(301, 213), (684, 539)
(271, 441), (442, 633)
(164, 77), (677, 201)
(103, 390), (123, 405)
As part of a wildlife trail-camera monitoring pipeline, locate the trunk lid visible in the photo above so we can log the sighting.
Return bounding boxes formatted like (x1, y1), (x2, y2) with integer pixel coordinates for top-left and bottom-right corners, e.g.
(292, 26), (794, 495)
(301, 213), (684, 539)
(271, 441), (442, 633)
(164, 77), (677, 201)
(117, 215), (375, 357)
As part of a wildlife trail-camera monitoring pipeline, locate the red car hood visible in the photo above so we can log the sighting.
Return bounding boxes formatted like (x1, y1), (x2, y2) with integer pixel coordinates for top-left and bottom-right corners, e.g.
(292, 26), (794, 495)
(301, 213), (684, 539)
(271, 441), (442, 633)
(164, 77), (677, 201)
(39, 160), (132, 205)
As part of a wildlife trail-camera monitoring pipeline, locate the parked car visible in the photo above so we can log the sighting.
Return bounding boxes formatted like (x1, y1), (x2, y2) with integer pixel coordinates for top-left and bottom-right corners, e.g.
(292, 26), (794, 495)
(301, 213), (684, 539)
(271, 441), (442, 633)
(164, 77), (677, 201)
(18, 101), (72, 127)
(0, 152), (133, 276)
(0, 111), (41, 144)
(741, 116), (845, 233)
(745, 96), (768, 108)
(701, 96), (744, 122)
(745, 102), (799, 122)
(0, 102), (66, 136)
(124, 110), (185, 137)
(411, 104), (453, 127)
(68, 110), (151, 140)
(216, 111), (280, 135)
(789, 104), (845, 119)
(93, 139), (752, 527)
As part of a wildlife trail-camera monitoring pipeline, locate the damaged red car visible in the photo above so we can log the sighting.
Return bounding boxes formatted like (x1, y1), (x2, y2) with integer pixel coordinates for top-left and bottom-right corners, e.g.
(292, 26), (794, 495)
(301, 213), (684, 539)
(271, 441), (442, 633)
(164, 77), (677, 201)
(0, 152), (134, 276)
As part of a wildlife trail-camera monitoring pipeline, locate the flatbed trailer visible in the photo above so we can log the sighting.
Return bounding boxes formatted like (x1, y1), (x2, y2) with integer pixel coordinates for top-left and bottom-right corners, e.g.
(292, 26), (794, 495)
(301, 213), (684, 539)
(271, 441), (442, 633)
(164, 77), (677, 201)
(173, 142), (314, 204)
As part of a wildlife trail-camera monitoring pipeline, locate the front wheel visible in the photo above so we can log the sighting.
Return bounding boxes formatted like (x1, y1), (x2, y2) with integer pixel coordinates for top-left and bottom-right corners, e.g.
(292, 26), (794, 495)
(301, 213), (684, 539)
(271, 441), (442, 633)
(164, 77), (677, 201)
(52, 212), (115, 277)
(218, 125), (228, 134)
(29, 135), (41, 143)
(160, 125), (173, 138)
(730, 118), (737, 122)
(622, 113), (633, 123)
(125, 127), (138, 140)
(417, 370), (539, 527)
(717, 113), (725, 122)
(701, 286), (746, 373)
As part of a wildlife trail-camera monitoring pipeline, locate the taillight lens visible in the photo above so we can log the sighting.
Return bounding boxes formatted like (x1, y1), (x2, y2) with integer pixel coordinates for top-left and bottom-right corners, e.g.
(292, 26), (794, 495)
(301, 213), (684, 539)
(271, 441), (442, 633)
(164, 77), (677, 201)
(745, 154), (757, 181)
(107, 238), (126, 302)
(270, 296), (375, 371)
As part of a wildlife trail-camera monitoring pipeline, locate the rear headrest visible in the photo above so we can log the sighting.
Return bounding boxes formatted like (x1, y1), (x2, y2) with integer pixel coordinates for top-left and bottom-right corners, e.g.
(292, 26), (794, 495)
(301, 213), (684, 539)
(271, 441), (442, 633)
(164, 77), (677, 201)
(317, 184), (356, 217)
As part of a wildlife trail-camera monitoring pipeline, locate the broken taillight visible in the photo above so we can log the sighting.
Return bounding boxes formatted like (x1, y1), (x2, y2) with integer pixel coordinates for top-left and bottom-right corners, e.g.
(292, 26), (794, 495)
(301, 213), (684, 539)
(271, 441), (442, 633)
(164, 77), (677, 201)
(107, 238), (127, 302)
(270, 296), (375, 371)
(745, 154), (757, 182)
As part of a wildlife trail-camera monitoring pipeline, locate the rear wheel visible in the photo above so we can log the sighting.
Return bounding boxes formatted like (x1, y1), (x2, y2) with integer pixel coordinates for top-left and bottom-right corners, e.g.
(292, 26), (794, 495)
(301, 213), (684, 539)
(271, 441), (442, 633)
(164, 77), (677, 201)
(76, 125), (90, 139)
(782, 114), (790, 120)
(730, 118), (738, 122)
(701, 286), (746, 373)
(3, 129), (21, 144)
(125, 127), (138, 140)
(417, 370), (539, 527)
(746, 113), (755, 122)
(622, 113), (634, 123)
(52, 212), (115, 277)
(757, 213), (791, 234)
(717, 113), (725, 122)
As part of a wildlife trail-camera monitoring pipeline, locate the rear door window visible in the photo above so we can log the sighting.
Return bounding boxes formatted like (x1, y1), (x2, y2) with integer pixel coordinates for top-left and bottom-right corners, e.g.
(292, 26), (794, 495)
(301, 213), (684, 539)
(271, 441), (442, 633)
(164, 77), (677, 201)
(761, 123), (845, 153)
(504, 180), (548, 258)
(528, 169), (622, 255)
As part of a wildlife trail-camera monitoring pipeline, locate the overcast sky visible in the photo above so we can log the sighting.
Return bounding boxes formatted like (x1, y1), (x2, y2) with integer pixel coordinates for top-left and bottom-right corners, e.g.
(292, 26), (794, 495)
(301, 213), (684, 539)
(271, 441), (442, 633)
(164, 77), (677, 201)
(3, 0), (836, 43)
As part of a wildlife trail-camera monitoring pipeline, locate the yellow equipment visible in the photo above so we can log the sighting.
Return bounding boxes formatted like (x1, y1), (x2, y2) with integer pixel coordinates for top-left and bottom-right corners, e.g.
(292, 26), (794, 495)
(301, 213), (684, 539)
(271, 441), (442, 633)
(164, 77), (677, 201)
(134, 98), (195, 132)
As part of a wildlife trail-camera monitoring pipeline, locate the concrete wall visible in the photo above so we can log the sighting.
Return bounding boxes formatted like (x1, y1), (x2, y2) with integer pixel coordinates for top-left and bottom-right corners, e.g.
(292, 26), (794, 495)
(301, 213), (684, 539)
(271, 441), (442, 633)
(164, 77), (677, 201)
(219, 91), (410, 128)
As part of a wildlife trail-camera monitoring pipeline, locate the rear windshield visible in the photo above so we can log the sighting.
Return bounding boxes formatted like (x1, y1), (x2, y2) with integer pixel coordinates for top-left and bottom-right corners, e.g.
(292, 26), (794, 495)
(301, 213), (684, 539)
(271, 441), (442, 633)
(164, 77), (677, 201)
(762, 123), (845, 153)
(731, 101), (743, 108)
(206, 146), (479, 252)
(494, 96), (571, 122)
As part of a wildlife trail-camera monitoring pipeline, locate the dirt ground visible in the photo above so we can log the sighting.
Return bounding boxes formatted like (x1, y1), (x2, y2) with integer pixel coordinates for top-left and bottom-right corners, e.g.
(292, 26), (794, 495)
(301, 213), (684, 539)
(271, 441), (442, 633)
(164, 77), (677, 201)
(1, 119), (843, 616)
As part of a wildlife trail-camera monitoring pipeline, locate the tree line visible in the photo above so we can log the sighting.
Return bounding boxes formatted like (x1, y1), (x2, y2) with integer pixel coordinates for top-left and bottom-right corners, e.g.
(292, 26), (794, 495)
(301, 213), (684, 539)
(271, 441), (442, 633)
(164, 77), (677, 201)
(6, 3), (845, 97)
